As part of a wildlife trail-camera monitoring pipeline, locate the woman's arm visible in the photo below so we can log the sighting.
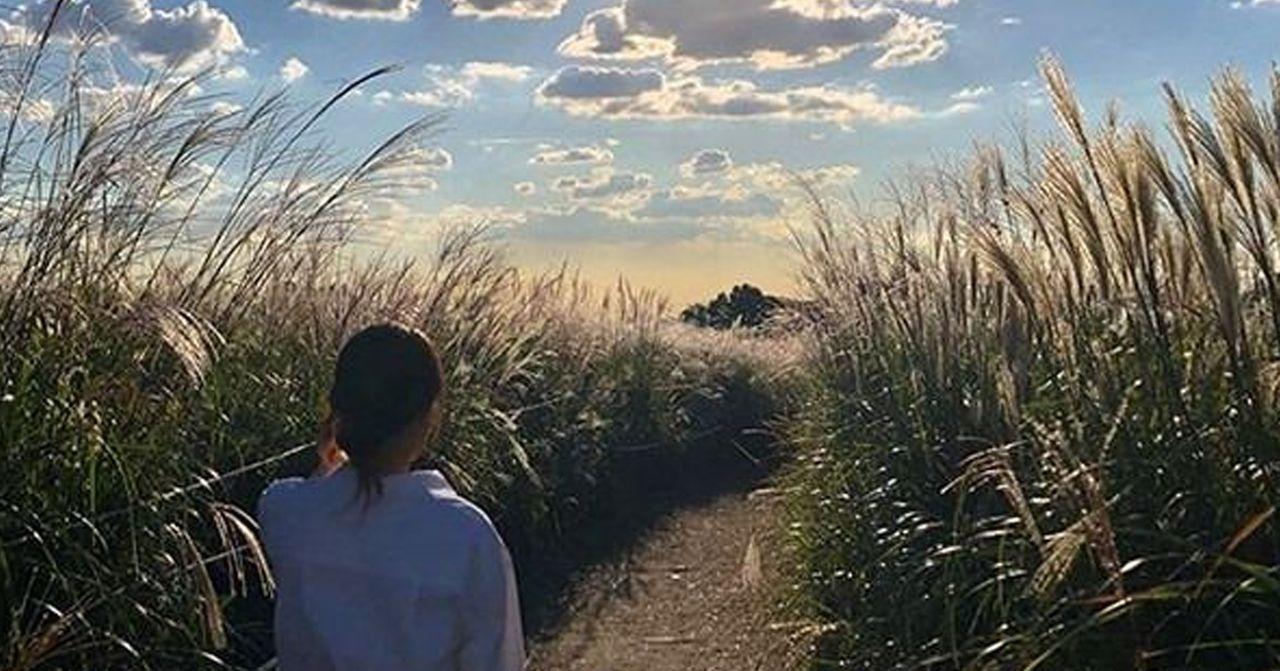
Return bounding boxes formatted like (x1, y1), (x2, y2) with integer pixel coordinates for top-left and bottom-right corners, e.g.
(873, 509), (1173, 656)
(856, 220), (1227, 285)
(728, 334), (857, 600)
(459, 520), (525, 671)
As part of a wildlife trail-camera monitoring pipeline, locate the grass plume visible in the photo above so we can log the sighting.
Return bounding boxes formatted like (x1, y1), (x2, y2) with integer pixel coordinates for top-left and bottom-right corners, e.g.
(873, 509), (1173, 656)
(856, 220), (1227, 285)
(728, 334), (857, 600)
(784, 55), (1280, 670)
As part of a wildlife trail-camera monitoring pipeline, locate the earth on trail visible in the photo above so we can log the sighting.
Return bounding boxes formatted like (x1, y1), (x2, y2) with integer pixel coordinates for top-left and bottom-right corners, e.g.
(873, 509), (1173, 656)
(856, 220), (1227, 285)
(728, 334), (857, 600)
(528, 483), (802, 671)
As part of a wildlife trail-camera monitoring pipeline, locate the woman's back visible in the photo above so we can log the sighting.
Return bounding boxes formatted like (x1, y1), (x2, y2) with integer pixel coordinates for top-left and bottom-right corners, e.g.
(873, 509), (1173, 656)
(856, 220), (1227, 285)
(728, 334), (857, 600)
(258, 467), (524, 671)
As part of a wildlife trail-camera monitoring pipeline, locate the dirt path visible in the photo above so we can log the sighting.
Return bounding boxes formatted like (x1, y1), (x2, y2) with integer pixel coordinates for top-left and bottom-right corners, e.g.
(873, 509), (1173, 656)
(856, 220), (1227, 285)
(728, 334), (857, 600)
(527, 483), (801, 671)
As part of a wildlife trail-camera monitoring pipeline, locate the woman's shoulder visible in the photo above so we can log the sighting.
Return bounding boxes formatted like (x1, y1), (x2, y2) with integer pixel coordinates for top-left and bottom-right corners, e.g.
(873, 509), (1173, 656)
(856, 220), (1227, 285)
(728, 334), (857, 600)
(259, 476), (307, 501)
(403, 471), (502, 539)
(255, 477), (307, 525)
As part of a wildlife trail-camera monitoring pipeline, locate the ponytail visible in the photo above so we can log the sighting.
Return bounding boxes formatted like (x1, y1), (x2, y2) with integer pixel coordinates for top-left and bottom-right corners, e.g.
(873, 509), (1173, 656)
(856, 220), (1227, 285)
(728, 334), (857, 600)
(328, 324), (445, 503)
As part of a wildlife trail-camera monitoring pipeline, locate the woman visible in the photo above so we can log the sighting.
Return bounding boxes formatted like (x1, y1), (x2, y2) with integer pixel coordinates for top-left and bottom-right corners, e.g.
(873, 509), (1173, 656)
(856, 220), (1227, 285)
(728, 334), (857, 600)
(257, 323), (525, 671)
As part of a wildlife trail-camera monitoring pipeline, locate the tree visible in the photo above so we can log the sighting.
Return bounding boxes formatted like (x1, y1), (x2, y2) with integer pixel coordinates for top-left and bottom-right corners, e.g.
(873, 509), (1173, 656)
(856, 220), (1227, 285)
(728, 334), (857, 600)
(681, 284), (781, 330)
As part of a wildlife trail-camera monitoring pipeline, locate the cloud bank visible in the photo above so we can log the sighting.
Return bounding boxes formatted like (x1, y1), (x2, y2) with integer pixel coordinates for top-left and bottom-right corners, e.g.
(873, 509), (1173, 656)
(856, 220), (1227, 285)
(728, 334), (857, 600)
(291, 0), (420, 21)
(681, 149), (732, 177)
(449, 0), (568, 20)
(531, 145), (615, 166)
(8, 0), (245, 71)
(401, 61), (533, 108)
(558, 0), (952, 71)
(537, 65), (922, 126)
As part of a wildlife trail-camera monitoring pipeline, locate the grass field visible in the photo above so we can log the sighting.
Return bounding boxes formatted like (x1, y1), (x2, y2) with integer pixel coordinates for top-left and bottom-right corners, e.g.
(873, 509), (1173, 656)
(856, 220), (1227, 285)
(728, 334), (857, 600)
(6, 11), (1280, 671)
(781, 57), (1280, 670)
(0, 34), (786, 669)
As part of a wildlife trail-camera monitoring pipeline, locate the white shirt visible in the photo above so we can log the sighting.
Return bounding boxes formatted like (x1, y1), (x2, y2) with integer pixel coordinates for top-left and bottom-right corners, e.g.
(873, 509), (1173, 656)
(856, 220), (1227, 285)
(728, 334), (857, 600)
(257, 467), (525, 671)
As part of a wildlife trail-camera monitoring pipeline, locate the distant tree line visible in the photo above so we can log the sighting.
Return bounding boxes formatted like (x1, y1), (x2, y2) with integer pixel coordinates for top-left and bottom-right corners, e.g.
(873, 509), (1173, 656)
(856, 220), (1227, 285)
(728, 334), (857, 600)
(680, 284), (782, 330)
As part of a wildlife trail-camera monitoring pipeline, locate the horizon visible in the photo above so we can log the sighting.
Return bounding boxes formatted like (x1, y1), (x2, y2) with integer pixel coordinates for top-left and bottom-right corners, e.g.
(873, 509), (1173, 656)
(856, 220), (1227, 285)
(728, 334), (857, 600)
(6, 0), (1280, 304)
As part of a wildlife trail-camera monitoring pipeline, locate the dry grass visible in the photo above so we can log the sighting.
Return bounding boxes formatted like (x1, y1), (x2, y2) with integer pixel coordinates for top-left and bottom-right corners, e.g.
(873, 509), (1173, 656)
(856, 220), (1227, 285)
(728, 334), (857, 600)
(0, 6), (787, 669)
(784, 55), (1280, 670)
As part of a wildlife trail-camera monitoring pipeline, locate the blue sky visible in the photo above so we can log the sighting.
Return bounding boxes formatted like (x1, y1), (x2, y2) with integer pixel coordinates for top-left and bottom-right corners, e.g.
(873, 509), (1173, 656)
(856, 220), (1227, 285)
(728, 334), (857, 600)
(12, 0), (1280, 301)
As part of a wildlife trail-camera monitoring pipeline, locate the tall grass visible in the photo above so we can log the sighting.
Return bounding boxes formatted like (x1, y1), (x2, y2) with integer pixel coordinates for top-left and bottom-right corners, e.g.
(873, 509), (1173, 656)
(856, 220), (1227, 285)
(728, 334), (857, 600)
(784, 57), (1280, 670)
(0, 13), (785, 669)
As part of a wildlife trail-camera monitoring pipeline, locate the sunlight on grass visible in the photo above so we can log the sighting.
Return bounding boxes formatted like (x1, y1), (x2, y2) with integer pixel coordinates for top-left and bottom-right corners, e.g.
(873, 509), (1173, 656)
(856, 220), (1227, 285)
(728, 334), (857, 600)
(781, 56), (1280, 670)
(0, 23), (789, 669)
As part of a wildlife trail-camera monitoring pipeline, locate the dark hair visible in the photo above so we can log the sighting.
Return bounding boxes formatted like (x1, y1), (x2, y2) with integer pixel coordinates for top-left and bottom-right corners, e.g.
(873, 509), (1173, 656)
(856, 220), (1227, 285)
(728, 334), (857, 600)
(329, 323), (444, 499)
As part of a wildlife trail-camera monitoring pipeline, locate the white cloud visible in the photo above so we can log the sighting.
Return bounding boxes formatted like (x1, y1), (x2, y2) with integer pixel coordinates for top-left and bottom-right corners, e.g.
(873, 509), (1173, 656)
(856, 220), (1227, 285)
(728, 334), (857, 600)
(1000, 16), (1023, 25)
(449, 0), (568, 20)
(372, 146), (454, 196)
(417, 156), (870, 246)
(401, 61), (534, 108)
(459, 61), (535, 82)
(507, 160), (864, 244)
(937, 101), (980, 117)
(280, 57), (309, 83)
(553, 169), (653, 201)
(950, 85), (992, 101)
(680, 149), (732, 177)
(872, 12), (951, 69)
(218, 65), (249, 81)
(291, 0), (421, 21)
(415, 147), (454, 170)
(558, 0), (953, 71)
(546, 168), (657, 217)
(539, 66), (664, 99)
(637, 186), (781, 220)
(510, 205), (707, 243)
(468, 137), (552, 149)
(537, 66), (922, 127)
(364, 201), (534, 248)
(698, 161), (863, 240)
(530, 144), (615, 166)
(728, 161), (861, 192)
(558, 8), (669, 62)
(440, 204), (528, 226)
(529, 158), (860, 242)
(209, 100), (242, 115)
(293, 0), (567, 20)
(11, 0), (246, 72)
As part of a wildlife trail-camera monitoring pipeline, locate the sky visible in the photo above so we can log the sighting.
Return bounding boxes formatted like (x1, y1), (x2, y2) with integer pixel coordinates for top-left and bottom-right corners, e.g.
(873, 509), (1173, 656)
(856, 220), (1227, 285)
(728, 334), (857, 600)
(6, 0), (1280, 303)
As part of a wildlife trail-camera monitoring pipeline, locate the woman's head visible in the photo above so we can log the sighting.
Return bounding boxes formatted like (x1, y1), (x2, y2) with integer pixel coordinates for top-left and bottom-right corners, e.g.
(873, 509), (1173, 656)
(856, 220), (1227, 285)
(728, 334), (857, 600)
(328, 323), (444, 496)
